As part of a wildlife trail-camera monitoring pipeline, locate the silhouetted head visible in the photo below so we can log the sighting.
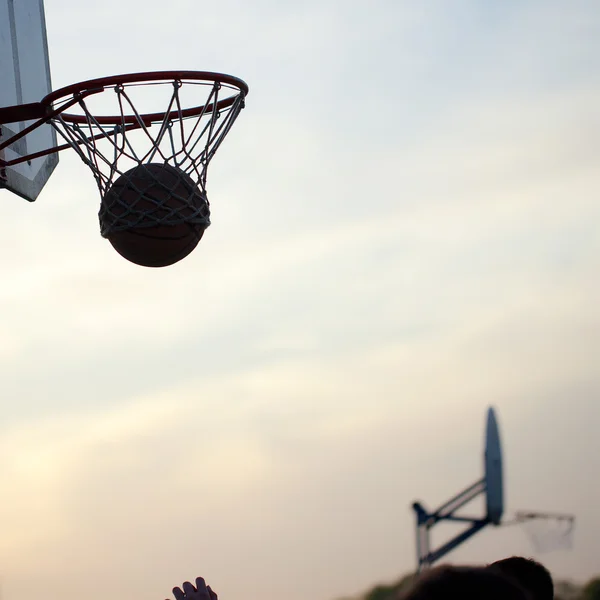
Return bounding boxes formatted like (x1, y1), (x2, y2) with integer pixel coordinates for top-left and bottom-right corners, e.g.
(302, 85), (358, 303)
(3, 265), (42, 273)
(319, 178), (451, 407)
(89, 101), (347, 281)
(398, 565), (529, 600)
(488, 556), (553, 600)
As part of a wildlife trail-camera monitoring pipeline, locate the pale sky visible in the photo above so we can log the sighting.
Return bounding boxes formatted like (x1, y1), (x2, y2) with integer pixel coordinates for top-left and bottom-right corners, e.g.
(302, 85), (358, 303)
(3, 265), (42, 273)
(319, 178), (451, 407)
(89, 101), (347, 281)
(1, 2), (599, 600)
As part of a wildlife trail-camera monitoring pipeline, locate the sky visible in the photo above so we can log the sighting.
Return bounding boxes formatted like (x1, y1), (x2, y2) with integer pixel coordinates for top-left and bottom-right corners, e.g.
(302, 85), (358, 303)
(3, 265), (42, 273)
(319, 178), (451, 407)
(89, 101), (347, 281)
(0, 1), (599, 600)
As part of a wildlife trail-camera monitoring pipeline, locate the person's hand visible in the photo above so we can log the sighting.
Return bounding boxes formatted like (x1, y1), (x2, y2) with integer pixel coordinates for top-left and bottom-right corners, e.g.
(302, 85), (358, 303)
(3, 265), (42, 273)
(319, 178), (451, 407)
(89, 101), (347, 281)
(171, 577), (217, 600)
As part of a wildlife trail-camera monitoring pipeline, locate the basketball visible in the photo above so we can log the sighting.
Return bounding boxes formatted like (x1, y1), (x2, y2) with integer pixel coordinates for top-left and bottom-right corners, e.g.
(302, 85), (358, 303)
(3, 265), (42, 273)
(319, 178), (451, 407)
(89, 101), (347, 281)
(100, 163), (210, 268)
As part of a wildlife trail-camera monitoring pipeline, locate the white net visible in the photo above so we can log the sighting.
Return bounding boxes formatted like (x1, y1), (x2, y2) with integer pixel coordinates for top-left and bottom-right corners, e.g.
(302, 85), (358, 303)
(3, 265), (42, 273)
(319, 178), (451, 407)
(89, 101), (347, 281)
(45, 73), (246, 236)
(516, 512), (575, 554)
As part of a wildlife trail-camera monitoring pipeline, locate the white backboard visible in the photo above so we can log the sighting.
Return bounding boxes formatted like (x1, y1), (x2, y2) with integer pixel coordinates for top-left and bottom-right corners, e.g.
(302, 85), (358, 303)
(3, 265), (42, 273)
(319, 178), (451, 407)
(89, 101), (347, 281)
(484, 407), (504, 525)
(0, 0), (58, 201)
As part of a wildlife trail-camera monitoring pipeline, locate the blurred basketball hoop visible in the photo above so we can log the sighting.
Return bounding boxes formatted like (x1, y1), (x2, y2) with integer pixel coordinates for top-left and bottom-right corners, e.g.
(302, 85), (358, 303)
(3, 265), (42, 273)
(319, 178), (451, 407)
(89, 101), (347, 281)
(412, 408), (575, 571)
(0, 65), (248, 266)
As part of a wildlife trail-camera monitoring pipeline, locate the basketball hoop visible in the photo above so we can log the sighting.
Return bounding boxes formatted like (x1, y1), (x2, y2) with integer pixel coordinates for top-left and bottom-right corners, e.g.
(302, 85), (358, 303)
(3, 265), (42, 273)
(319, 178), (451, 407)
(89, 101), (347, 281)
(507, 511), (575, 554)
(0, 71), (248, 248)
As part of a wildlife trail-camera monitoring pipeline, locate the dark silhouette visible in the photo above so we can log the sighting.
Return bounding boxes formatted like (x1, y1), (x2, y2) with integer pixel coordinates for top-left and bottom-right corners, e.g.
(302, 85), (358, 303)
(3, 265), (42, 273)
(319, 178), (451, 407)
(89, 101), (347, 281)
(353, 565), (599, 600)
(398, 565), (529, 600)
(489, 556), (554, 600)
(170, 577), (218, 600)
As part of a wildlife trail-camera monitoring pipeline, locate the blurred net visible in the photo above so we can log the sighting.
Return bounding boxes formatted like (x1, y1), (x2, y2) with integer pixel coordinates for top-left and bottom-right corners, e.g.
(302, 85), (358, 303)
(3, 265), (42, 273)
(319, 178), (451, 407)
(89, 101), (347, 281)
(515, 511), (575, 554)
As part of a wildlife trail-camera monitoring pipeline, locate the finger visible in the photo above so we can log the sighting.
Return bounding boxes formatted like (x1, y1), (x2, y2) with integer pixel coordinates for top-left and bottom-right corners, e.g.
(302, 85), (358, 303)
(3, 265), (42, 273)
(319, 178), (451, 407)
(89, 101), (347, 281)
(207, 585), (218, 600)
(173, 588), (185, 600)
(182, 582), (197, 597)
(195, 578), (209, 596)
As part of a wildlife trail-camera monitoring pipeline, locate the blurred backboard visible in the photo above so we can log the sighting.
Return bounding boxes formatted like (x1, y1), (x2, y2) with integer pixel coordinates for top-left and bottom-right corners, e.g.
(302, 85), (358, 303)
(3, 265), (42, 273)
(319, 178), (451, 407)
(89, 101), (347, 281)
(0, 0), (58, 201)
(485, 407), (504, 525)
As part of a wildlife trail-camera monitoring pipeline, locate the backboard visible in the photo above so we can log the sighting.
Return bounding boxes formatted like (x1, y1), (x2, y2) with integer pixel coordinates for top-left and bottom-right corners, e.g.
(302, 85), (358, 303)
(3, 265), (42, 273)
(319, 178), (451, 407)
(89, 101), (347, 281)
(0, 0), (58, 201)
(484, 407), (504, 525)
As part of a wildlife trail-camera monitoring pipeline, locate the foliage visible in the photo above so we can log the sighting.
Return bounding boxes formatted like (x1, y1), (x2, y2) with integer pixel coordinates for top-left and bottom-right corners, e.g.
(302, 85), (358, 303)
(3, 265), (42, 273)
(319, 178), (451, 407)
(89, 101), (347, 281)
(361, 573), (416, 600)
(582, 578), (600, 600)
(555, 580), (584, 600)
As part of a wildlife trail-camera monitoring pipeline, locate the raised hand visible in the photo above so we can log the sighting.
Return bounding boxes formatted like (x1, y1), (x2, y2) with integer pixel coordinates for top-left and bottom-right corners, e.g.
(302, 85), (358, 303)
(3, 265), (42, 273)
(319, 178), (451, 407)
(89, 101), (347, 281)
(171, 577), (217, 600)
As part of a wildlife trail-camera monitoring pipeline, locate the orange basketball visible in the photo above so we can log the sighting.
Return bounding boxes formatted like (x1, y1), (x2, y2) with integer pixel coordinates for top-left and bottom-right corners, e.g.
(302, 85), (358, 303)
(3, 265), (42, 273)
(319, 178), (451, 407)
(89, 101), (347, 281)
(100, 163), (210, 268)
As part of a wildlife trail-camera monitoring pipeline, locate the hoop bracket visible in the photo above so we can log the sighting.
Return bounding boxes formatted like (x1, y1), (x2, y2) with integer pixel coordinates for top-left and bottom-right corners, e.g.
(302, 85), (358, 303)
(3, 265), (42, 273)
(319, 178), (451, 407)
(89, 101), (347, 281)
(0, 101), (52, 125)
